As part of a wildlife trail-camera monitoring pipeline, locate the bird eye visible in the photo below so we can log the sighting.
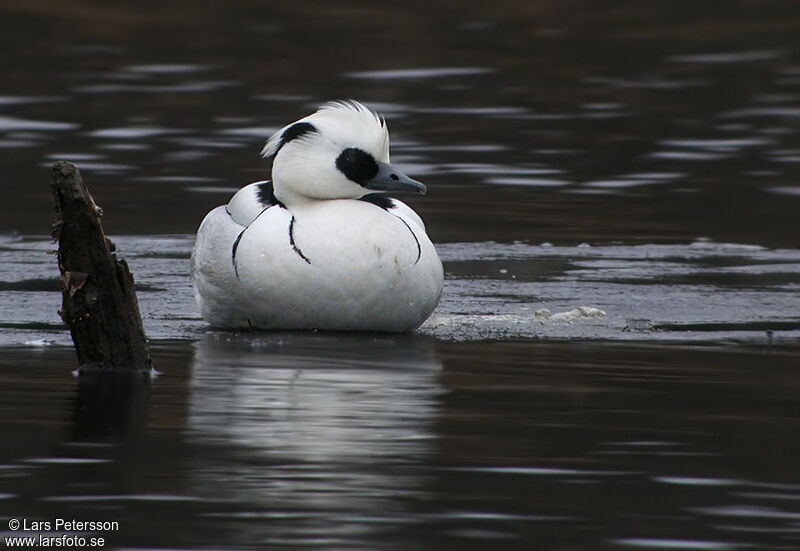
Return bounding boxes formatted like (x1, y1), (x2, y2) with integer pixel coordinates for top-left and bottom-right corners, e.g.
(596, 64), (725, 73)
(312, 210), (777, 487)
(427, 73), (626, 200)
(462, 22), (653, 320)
(335, 147), (379, 185)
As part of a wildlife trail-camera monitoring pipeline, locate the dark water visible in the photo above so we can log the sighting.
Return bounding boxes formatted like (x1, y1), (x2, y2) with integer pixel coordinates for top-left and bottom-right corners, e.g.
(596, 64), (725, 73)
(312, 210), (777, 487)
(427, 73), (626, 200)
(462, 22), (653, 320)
(1, 339), (800, 550)
(2, 1), (800, 549)
(1, 1), (799, 245)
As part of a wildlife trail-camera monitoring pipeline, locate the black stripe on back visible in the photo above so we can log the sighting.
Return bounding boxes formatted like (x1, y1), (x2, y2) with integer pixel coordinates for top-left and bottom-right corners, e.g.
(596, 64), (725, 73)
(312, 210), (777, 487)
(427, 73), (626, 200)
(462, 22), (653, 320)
(256, 181), (286, 209)
(359, 193), (395, 211)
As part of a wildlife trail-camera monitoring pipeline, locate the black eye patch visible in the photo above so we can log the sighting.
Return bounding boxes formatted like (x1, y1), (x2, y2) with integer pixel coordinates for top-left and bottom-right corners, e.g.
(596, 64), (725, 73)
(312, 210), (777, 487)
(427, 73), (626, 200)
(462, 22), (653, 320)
(335, 147), (379, 185)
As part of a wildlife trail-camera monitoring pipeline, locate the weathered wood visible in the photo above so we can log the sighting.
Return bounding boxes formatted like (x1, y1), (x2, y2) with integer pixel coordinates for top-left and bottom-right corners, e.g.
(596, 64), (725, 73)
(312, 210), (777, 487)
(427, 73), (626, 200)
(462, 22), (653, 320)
(50, 161), (152, 370)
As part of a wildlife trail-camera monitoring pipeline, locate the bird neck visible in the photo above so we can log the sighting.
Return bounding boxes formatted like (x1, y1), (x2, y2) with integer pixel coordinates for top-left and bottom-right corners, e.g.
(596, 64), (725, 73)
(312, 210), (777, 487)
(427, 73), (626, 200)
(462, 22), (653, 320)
(273, 183), (318, 209)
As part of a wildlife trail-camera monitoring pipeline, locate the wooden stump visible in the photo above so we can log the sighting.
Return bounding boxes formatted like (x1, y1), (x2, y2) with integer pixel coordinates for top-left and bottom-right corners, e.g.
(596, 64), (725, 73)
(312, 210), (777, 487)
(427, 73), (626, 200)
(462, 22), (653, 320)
(50, 161), (152, 370)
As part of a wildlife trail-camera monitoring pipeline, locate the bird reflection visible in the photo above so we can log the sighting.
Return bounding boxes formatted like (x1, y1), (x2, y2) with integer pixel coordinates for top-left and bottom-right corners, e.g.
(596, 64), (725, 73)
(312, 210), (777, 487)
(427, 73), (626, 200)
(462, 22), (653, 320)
(187, 332), (442, 513)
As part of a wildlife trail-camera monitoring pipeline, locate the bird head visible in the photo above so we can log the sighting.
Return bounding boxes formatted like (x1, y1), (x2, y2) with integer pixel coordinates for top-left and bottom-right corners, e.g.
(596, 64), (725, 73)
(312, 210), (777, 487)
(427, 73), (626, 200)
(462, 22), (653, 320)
(262, 101), (426, 205)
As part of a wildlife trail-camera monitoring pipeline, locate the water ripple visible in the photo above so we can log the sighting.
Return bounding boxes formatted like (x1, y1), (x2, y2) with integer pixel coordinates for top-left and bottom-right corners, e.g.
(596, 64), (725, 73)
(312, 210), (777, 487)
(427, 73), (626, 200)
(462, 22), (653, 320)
(612, 538), (740, 550)
(347, 67), (494, 79)
(123, 63), (210, 74)
(74, 81), (236, 94)
(88, 126), (185, 139)
(0, 116), (77, 132)
(669, 50), (782, 64)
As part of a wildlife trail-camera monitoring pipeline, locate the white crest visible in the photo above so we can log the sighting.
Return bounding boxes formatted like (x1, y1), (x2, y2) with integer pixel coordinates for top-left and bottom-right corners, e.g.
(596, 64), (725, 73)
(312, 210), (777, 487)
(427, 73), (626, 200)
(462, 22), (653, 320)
(261, 100), (390, 162)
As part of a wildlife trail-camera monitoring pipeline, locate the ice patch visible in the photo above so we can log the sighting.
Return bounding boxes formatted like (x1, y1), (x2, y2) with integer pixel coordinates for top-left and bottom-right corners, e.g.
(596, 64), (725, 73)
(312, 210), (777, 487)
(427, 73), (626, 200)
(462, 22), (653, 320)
(535, 307), (607, 323)
(23, 339), (56, 347)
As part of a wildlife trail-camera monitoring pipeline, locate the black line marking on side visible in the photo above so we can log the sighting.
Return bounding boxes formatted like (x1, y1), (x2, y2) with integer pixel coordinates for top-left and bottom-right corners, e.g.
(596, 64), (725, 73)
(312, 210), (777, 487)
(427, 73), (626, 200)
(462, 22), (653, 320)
(395, 216), (421, 264)
(230, 206), (273, 278)
(289, 216), (311, 264)
(231, 228), (246, 278)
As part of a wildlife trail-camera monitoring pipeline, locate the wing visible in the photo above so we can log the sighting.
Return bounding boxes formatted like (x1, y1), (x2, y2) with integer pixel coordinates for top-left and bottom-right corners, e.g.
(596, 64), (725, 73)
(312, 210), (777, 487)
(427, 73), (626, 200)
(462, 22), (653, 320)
(226, 181), (284, 226)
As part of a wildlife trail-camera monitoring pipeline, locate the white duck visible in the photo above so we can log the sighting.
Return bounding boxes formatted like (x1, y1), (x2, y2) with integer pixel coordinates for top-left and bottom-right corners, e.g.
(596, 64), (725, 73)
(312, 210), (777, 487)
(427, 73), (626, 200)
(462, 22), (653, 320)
(191, 101), (444, 332)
